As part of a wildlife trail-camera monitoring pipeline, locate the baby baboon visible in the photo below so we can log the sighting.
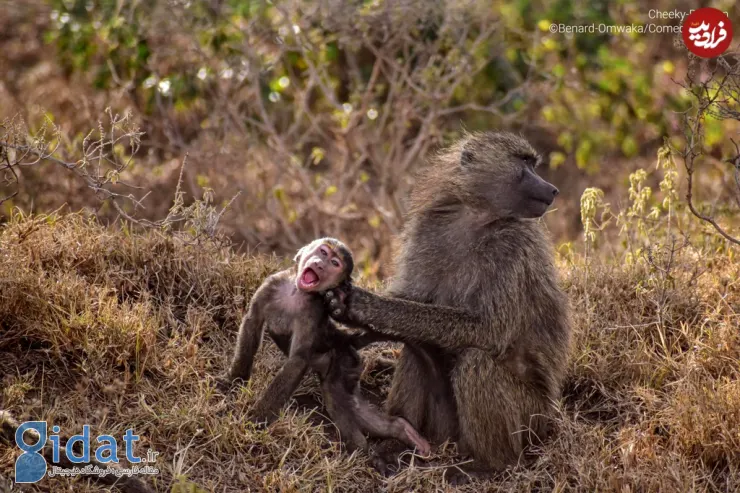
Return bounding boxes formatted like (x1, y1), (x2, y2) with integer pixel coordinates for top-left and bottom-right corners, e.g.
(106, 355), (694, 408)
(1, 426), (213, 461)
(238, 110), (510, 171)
(327, 132), (571, 475)
(221, 238), (430, 460)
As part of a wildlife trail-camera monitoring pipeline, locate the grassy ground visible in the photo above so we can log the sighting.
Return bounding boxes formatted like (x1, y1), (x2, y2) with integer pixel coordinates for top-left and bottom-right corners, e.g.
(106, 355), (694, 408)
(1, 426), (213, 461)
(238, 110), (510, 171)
(1, 213), (739, 492)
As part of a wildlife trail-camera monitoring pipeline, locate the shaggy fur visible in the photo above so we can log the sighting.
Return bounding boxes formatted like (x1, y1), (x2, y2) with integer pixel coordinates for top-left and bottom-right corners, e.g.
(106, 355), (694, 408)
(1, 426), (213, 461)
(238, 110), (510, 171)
(327, 132), (572, 470)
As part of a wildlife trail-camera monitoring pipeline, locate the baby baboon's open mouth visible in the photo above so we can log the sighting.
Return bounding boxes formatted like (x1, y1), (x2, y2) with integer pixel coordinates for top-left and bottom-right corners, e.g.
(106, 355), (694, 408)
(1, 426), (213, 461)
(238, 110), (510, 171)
(299, 267), (320, 290)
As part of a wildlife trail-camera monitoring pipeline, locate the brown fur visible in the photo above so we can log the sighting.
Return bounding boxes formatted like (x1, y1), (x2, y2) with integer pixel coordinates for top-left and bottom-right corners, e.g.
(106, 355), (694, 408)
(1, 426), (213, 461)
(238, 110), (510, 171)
(221, 238), (430, 463)
(326, 132), (571, 471)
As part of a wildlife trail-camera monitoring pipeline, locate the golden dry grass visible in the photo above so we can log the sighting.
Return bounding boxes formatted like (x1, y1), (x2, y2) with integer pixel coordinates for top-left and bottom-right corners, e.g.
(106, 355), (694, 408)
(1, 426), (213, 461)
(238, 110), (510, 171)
(1, 212), (739, 492)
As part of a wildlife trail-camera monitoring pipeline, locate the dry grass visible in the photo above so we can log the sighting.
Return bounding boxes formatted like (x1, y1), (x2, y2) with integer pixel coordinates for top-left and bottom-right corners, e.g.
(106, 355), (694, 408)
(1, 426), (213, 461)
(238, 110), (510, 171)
(1, 213), (739, 492)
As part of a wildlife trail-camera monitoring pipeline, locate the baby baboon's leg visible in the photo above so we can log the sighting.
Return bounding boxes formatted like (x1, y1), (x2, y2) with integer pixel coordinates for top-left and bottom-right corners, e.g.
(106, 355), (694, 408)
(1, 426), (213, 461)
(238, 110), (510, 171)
(322, 383), (367, 453)
(355, 399), (431, 456)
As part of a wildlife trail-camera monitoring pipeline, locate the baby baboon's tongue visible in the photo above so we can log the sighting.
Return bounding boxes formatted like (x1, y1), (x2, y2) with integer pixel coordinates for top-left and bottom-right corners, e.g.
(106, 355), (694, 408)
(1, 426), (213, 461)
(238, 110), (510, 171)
(302, 268), (319, 286)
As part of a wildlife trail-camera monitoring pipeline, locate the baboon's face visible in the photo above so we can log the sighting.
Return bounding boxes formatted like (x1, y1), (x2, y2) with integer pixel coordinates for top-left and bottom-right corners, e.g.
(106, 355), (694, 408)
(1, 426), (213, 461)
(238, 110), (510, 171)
(294, 239), (353, 293)
(460, 133), (559, 219)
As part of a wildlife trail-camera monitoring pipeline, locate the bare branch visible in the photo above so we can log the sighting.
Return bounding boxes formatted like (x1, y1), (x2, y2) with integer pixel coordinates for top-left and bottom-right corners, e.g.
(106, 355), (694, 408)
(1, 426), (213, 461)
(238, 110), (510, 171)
(677, 53), (740, 245)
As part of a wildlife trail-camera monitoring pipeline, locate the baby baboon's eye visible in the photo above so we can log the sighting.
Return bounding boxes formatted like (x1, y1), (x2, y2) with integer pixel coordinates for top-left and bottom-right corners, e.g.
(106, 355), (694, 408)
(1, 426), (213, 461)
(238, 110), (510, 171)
(320, 247), (328, 257)
(331, 259), (340, 267)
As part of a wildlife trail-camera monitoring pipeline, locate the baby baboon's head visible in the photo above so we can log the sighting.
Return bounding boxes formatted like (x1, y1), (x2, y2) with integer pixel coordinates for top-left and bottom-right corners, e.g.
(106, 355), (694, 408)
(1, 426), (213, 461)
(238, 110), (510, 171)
(455, 132), (559, 219)
(293, 238), (353, 293)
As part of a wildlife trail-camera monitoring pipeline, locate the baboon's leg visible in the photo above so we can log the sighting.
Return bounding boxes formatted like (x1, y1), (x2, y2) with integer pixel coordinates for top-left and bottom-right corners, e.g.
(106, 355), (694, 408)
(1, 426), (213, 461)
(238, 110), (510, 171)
(386, 344), (457, 444)
(452, 352), (549, 471)
(385, 347), (429, 430)
(227, 305), (264, 382)
(322, 382), (367, 453)
(354, 399), (431, 456)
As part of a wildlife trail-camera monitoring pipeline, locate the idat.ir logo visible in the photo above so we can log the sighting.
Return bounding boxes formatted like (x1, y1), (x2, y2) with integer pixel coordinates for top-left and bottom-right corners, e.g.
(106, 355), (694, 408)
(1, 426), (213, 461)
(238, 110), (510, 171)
(15, 421), (158, 484)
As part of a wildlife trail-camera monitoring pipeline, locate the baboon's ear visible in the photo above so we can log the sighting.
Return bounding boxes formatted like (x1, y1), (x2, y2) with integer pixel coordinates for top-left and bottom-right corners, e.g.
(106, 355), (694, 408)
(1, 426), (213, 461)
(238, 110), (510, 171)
(461, 145), (474, 167)
(293, 246), (306, 263)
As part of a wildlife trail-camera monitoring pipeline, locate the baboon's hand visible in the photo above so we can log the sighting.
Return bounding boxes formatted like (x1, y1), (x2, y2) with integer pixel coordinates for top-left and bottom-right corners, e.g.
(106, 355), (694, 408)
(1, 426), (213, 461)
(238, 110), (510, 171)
(325, 286), (351, 322)
(215, 375), (235, 392)
(247, 407), (276, 427)
(326, 285), (376, 328)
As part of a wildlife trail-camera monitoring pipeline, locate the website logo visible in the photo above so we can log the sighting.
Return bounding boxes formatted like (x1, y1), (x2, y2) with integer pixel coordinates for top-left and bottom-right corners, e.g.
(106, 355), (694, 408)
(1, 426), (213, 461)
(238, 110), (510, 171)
(682, 8), (733, 58)
(15, 422), (47, 483)
(14, 421), (159, 484)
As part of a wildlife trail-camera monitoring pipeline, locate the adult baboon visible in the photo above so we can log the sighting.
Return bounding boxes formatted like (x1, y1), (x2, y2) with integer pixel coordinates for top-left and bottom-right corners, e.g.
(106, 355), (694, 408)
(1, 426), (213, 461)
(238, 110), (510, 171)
(326, 132), (571, 473)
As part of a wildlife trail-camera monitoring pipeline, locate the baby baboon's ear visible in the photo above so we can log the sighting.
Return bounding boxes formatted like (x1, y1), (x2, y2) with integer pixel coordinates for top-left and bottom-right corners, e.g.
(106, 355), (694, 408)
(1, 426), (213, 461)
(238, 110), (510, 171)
(293, 246), (306, 263)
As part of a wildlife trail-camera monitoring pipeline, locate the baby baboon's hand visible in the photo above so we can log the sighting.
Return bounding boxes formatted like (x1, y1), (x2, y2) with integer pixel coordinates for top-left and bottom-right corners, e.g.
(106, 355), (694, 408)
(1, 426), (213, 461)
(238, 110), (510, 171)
(215, 374), (237, 393)
(247, 407), (276, 428)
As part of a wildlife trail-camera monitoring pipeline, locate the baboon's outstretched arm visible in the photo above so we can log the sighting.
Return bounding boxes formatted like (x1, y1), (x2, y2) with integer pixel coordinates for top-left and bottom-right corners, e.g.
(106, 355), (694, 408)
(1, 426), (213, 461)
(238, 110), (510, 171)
(328, 287), (506, 353)
(348, 328), (400, 349)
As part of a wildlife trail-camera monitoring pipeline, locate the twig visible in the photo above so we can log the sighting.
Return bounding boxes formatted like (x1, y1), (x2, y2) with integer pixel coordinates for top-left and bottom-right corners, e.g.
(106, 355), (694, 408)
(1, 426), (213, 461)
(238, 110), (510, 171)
(679, 54), (740, 245)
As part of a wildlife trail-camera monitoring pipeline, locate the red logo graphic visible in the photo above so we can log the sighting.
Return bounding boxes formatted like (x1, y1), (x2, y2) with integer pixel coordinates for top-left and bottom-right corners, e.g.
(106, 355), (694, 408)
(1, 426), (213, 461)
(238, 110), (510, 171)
(682, 8), (733, 58)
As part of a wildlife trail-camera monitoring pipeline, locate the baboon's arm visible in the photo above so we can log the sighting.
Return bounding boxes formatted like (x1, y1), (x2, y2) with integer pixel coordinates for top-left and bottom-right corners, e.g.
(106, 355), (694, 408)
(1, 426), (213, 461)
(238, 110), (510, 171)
(227, 286), (269, 381)
(249, 356), (308, 423)
(328, 287), (504, 353)
(249, 330), (312, 423)
(349, 329), (399, 349)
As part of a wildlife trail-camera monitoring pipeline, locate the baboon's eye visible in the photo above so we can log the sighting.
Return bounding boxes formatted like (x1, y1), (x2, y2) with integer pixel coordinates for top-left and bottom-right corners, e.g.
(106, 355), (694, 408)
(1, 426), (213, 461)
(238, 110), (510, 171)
(517, 154), (537, 168)
(320, 247), (329, 257)
(331, 259), (340, 268)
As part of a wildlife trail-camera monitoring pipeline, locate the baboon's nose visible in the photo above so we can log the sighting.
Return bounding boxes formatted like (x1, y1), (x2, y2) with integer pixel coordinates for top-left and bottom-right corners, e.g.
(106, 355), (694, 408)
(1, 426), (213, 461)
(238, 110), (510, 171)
(552, 186), (560, 197)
